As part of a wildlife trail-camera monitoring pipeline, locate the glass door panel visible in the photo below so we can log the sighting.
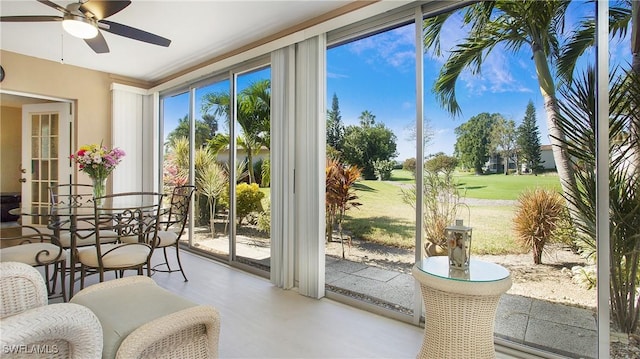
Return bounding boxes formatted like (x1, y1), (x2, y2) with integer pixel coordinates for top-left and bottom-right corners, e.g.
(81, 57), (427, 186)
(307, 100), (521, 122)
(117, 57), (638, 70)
(21, 103), (71, 227)
(193, 79), (232, 258)
(233, 67), (272, 271)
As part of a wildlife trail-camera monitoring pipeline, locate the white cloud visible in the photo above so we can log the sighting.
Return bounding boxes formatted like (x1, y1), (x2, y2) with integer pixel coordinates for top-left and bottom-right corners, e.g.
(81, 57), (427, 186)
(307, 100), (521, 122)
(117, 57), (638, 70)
(346, 25), (416, 70)
(327, 71), (349, 79)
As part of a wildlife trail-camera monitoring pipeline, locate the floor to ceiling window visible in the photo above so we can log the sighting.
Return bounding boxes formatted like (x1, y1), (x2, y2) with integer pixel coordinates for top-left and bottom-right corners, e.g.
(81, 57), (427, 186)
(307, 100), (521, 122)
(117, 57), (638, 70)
(325, 22), (418, 317)
(160, 63), (272, 276)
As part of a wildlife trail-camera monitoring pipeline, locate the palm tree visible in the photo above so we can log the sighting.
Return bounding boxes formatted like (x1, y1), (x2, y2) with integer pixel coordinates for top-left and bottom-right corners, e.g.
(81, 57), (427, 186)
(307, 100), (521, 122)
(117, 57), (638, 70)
(558, 0), (637, 81)
(423, 1), (577, 205)
(201, 79), (271, 184)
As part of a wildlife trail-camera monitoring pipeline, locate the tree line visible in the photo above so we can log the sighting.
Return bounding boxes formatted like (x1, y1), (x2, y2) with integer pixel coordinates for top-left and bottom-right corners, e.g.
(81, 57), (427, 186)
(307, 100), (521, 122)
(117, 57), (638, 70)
(454, 100), (543, 175)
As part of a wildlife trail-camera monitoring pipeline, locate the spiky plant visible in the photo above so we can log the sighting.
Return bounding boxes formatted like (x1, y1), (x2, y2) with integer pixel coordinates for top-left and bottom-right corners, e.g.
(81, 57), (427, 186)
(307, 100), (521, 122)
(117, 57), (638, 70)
(513, 188), (564, 264)
(556, 66), (640, 334)
(326, 159), (362, 258)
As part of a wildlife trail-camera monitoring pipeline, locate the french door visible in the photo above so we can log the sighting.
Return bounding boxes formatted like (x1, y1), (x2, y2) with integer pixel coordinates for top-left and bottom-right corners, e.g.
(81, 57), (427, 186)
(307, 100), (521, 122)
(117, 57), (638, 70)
(20, 102), (72, 226)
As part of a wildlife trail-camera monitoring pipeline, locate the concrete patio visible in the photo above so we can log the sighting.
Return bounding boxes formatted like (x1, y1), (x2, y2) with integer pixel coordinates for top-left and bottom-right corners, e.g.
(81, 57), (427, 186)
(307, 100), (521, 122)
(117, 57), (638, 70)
(325, 256), (597, 359)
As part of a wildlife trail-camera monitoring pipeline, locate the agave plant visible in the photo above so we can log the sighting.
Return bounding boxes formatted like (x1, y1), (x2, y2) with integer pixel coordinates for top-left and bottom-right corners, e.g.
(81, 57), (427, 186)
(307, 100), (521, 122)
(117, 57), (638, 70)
(513, 188), (564, 265)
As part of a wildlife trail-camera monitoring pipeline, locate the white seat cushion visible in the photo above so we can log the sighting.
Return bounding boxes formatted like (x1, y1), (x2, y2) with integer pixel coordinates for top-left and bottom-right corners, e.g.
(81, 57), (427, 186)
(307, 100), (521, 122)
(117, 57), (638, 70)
(0, 243), (67, 265)
(120, 230), (176, 247)
(77, 244), (151, 269)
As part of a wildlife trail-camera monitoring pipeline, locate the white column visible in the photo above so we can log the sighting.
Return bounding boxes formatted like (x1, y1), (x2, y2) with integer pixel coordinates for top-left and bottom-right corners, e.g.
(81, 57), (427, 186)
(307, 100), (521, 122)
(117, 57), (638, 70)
(294, 35), (326, 298)
(111, 84), (154, 193)
(270, 45), (296, 289)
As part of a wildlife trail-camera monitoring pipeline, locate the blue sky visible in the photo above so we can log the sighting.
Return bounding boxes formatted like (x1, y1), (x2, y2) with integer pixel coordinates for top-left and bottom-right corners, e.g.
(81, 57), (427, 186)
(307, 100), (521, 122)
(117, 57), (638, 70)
(327, 1), (631, 161)
(164, 1), (632, 161)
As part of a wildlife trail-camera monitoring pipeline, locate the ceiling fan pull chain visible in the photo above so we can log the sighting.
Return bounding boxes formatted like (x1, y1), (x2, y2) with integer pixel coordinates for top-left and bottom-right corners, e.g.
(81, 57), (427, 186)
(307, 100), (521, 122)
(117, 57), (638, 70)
(60, 33), (64, 64)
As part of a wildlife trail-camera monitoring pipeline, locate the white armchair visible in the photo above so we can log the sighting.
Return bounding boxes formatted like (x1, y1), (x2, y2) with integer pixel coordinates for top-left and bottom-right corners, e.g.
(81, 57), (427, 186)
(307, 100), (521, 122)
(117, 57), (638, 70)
(0, 262), (103, 359)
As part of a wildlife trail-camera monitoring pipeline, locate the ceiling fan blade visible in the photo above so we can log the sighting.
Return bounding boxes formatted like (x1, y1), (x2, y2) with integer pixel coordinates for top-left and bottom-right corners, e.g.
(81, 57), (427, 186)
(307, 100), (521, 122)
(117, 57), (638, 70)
(36, 0), (68, 14)
(0, 15), (62, 22)
(99, 20), (171, 47)
(84, 31), (109, 54)
(80, 1), (131, 20)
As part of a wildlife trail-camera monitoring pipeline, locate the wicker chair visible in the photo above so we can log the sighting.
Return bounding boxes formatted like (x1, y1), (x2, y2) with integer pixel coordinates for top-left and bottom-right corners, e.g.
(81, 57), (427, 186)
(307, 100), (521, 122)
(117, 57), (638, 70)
(0, 261), (103, 359)
(0, 225), (67, 301)
(71, 275), (220, 359)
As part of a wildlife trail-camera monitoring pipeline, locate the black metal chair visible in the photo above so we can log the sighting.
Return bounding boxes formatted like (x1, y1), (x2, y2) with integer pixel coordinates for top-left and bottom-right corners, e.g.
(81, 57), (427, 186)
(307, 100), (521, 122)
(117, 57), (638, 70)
(0, 225), (67, 301)
(77, 192), (164, 288)
(153, 185), (196, 281)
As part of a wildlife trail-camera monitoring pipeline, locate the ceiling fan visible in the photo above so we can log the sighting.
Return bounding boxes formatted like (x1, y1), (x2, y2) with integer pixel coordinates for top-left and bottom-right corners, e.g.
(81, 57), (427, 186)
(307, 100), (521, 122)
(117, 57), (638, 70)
(0, 0), (171, 54)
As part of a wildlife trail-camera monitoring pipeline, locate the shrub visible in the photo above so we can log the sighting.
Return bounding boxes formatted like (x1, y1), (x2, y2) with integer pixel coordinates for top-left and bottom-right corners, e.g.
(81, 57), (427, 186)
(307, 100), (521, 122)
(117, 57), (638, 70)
(403, 158), (416, 175)
(372, 159), (395, 180)
(513, 188), (564, 264)
(257, 200), (270, 233)
(236, 183), (265, 225)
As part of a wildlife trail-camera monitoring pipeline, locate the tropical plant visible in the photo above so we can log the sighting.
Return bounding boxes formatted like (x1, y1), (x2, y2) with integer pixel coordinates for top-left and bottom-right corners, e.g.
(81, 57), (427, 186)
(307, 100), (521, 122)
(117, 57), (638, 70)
(201, 79), (271, 184)
(513, 188), (564, 264)
(165, 115), (212, 149)
(556, 66), (640, 334)
(326, 159), (362, 258)
(260, 158), (271, 187)
(423, 0), (578, 208)
(257, 200), (271, 234)
(197, 160), (227, 236)
(402, 160), (465, 256)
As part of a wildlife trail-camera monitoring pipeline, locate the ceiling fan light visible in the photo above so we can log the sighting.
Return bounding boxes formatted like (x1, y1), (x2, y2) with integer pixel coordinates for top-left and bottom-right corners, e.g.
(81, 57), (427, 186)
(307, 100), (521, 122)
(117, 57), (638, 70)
(62, 15), (98, 39)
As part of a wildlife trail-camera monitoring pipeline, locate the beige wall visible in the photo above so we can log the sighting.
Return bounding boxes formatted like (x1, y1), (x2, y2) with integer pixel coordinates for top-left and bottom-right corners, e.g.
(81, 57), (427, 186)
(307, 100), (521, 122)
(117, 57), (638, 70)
(1, 51), (114, 150)
(0, 106), (22, 193)
(0, 50), (145, 188)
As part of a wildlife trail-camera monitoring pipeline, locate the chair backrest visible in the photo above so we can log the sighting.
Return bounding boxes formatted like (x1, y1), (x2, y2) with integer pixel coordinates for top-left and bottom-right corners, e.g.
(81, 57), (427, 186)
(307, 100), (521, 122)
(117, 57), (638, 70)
(0, 262), (48, 318)
(162, 185), (196, 233)
(49, 183), (94, 207)
(93, 192), (165, 250)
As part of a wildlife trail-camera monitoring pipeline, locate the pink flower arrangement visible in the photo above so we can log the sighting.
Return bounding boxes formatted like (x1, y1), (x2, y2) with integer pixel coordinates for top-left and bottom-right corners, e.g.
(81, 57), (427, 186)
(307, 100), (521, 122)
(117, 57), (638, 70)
(70, 143), (125, 180)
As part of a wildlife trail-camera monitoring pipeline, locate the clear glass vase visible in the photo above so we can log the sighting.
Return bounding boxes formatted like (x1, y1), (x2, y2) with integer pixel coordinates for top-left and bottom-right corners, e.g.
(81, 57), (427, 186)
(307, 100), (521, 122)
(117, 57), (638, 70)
(91, 176), (107, 206)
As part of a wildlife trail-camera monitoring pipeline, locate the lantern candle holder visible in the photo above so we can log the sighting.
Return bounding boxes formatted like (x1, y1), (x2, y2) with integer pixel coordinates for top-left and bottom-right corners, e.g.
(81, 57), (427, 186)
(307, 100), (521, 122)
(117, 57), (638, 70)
(446, 219), (472, 271)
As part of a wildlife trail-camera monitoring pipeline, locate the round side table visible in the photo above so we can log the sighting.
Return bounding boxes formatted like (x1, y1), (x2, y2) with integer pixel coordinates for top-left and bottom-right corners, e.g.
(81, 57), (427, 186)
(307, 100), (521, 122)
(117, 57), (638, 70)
(412, 256), (512, 359)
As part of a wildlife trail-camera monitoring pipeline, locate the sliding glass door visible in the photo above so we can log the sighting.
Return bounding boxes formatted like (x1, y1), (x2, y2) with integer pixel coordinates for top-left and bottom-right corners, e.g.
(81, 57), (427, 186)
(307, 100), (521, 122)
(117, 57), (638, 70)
(160, 63), (272, 275)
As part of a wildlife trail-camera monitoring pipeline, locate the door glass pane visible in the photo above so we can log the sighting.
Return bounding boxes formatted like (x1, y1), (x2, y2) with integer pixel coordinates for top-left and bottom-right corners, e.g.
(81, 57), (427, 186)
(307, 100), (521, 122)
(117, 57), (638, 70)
(418, 1), (600, 357)
(234, 67), (271, 271)
(326, 24), (416, 316)
(192, 79), (231, 258)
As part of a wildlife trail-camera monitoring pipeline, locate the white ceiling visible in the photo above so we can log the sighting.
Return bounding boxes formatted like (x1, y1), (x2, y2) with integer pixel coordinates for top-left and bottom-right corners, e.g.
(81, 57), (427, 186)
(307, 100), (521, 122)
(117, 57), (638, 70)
(1, 0), (352, 83)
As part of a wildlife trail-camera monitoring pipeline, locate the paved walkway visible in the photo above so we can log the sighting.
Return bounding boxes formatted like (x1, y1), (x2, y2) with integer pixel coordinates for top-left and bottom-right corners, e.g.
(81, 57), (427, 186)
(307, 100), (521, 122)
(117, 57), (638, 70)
(326, 256), (597, 359)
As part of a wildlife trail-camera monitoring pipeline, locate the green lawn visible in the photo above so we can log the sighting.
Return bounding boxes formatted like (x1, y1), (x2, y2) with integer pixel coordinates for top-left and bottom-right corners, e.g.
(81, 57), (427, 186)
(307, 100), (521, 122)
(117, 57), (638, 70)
(455, 172), (561, 200)
(340, 169), (561, 254)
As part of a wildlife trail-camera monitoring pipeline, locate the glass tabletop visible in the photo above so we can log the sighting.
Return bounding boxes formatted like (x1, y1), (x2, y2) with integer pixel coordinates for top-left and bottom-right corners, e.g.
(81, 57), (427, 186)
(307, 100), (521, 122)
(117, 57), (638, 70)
(10, 205), (95, 217)
(416, 256), (510, 282)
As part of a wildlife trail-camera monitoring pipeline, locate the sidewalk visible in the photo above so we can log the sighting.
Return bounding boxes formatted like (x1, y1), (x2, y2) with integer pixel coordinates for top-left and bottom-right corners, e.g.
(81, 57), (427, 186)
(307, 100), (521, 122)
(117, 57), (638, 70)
(325, 256), (597, 359)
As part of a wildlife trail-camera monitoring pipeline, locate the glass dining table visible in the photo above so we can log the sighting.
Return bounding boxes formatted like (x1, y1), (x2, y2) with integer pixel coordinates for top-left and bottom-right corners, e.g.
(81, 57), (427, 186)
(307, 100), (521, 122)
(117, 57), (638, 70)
(10, 204), (107, 299)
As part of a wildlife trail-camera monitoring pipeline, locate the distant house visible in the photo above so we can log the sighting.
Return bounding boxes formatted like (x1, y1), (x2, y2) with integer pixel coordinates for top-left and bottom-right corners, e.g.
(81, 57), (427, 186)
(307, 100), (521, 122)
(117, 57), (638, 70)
(539, 145), (556, 170)
(216, 146), (270, 166)
(486, 144), (557, 173)
(520, 144), (556, 173)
